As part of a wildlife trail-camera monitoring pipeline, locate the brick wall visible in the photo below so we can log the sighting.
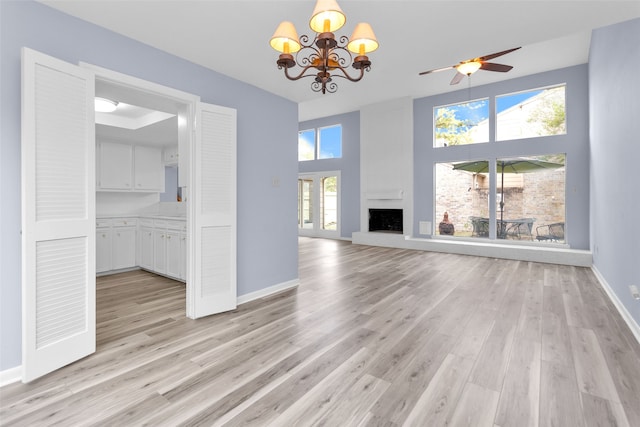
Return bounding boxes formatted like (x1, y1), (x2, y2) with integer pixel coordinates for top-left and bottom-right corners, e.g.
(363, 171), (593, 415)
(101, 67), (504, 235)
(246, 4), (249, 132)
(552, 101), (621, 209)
(435, 163), (565, 236)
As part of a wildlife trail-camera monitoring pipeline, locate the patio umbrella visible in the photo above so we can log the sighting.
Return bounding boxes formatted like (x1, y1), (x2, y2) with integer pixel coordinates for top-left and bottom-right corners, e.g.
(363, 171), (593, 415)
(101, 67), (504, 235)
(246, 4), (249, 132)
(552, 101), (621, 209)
(452, 157), (564, 228)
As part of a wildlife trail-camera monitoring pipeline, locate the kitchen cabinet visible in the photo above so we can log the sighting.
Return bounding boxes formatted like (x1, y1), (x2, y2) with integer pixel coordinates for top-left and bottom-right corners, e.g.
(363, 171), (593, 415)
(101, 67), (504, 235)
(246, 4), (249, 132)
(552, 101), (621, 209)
(97, 142), (164, 192)
(96, 217), (137, 273)
(97, 215), (185, 281)
(154, 228), (167, 274)
(96, 222), (112, 273)
(139, 226), (154, 270)
(134, 145), (164, 191)
(180, 233), (187, 281)
(111, 218), (137, 270)
(164, 146), (179, 165)
(166, 230), (182, 279)
(138, 217), (186, 282)
(97, 142), (132, 190)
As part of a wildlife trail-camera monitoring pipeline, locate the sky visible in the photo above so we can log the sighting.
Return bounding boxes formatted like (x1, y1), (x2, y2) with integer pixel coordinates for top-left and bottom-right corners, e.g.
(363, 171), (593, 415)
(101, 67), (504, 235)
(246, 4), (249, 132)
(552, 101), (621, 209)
(439, 89), (543, 129)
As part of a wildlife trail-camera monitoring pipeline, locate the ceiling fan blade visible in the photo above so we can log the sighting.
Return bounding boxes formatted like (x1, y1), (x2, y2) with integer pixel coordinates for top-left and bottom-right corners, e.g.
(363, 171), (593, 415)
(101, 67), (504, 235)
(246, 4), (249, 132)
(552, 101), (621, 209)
(480, 62), (513, 72)
(476, 47), (521, 62)
(450, 72), (465, 85)
(419, 65), (456, 75)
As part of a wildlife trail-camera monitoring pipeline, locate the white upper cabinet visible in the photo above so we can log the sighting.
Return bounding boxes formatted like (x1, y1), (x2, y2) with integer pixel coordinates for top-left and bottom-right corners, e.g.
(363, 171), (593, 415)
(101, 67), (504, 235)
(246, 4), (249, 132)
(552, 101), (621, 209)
(134, 145), (164, 191)
(164, 145), (179, 165)
(97, 142), (164, 192)
(97, 142), (132, 190)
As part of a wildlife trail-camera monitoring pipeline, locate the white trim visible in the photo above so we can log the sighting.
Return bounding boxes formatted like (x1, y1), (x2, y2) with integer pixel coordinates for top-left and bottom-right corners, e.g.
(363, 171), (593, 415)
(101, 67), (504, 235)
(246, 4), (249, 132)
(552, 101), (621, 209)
(79, 61), (202, 319)
(79, 62), (200, 105)
(0, 365), (22, 387)
(237, 279), (299, 306)
(298, 171), (341, 238)
(352, 232), (592, 267)
(592, 266), (640, 345)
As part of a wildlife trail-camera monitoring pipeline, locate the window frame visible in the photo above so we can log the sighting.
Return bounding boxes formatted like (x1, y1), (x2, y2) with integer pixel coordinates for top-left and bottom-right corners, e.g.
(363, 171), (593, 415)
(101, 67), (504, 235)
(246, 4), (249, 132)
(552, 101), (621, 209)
(433, 97), (490, 148)
(298, 124), (343, 161)
(495, 83), (567, 142)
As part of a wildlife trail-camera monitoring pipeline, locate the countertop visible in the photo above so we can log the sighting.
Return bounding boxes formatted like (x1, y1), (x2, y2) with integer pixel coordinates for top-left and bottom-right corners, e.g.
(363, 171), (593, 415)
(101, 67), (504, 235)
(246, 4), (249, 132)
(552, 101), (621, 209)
(97, 214), (186, 220)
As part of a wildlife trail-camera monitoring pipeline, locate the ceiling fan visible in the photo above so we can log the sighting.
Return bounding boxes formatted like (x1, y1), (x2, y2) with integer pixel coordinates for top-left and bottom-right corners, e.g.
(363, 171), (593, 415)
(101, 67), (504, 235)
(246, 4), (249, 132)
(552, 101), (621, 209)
(419, 47), (521, 85)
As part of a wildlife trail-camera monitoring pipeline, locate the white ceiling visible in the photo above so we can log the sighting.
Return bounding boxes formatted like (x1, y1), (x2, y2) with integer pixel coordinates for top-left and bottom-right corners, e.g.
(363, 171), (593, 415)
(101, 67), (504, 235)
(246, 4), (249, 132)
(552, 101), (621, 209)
(41, 0), (640, 122)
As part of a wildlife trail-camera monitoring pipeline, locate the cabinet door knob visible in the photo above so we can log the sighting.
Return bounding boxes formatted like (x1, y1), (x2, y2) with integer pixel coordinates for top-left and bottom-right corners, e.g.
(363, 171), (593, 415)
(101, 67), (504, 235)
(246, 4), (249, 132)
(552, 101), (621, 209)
(167, 236), (171, 239)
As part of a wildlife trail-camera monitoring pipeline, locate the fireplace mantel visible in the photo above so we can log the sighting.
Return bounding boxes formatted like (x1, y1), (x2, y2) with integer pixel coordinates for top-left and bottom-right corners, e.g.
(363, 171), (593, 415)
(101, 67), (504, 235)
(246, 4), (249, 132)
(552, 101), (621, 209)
(366, 190), (403, 200)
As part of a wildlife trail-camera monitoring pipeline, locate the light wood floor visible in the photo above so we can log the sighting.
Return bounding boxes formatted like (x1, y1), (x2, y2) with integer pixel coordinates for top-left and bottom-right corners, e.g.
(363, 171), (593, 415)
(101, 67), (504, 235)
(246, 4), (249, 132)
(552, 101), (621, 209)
(2, 237), (639, 426)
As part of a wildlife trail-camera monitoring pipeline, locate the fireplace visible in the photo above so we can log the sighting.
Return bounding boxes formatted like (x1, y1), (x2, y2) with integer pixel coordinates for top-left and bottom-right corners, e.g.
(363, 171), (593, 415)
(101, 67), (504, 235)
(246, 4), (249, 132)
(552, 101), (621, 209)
(369, 209), (403, 233)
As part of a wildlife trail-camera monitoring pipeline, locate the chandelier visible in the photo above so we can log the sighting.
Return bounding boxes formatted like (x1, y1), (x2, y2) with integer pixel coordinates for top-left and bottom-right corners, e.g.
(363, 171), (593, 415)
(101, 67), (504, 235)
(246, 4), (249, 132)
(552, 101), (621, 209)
(269, 0), (378, 94)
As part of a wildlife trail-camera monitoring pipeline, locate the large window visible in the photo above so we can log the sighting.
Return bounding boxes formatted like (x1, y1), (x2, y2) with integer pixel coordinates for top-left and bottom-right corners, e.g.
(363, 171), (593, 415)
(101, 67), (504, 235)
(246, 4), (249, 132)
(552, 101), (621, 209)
(435, 161), (490, 238)
(495, 154), (565, 242)
(434, 99), (489, 147)
(433, 84), (568, 244)
(434, 154), (565, 242)
(298, 125), (342, 161)
(496, 85), (566, 141)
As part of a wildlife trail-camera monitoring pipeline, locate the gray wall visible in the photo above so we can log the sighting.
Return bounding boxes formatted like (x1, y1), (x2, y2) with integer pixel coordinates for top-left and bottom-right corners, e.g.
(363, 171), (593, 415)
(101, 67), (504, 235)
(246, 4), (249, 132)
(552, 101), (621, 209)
(0, 1), (299, 371)
(299, 111), (360, 239)
(589, 18), (640, 325)
(413, 65), (590, 250)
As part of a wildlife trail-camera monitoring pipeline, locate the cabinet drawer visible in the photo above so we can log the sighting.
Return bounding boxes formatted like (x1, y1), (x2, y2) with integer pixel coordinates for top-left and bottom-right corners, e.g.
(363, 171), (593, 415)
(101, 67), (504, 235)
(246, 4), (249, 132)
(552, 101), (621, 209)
(112, 218), (137, 227)
(96, 219), (111, 228)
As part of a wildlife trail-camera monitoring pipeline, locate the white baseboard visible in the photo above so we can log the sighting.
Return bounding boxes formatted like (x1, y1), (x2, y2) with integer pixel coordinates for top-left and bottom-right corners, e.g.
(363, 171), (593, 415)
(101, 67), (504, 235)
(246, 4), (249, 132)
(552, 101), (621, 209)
(237, 278), (299, 306)
(0, 365), (22, 387)
(592, 266), (640, 345)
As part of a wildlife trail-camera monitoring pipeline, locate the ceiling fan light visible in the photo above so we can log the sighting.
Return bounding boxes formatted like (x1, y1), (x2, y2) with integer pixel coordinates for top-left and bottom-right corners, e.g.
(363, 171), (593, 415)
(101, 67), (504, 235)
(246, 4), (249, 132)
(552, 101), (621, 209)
(456, 61), (482, 76)
(270, 21), (301, 53)
(94, 97), (118, 113)
(309, 0), (346, 33)
(347, 23), (378, 54)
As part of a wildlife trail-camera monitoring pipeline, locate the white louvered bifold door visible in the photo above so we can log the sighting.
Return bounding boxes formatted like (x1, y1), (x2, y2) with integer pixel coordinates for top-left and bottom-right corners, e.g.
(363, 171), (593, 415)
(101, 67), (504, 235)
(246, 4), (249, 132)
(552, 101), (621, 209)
(189, 102), (237, 318)
(21, 48), (96, 382)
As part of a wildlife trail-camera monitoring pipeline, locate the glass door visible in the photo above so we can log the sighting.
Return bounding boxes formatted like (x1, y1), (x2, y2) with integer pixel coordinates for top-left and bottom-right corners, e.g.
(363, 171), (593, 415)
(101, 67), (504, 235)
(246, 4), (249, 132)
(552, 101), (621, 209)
(298, 178), (314, 230)
(298, 172), (340, 237)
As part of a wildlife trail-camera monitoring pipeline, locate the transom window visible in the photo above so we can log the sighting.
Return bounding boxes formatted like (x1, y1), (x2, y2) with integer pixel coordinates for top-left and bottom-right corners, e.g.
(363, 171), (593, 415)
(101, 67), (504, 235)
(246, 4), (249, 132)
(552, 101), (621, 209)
(434, 99), (489, 147)
(496, 85), (566, 141)
(298, 124), (342, 161)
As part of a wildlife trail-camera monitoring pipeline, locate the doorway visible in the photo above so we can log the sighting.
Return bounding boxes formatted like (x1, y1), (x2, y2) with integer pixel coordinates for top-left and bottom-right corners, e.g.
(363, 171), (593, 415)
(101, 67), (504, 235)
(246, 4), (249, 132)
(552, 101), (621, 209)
(93, 73), (190, 317)
(297, 171), (341, 238)
(21, 48), (238, 381)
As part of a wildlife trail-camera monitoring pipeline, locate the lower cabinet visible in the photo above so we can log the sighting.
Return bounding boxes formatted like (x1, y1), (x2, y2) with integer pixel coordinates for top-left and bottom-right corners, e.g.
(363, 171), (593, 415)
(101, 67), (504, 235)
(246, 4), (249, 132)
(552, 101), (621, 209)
(153, 228), (167, 274)
(96, 227), (112, 273)
(166, 230), (183, 279)
(139, 226), (154, 270)
(112, 226), (137, 270)
(96, 217), (137, 273)
(97, 216), (185, 281)
(140, 217), (186, 282)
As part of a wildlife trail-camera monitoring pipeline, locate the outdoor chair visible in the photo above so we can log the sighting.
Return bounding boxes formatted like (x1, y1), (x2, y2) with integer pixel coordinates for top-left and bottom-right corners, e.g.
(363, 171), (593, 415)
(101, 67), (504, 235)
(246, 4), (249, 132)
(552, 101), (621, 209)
(536, 222), (565, 242)
(470, 216), (489, 237)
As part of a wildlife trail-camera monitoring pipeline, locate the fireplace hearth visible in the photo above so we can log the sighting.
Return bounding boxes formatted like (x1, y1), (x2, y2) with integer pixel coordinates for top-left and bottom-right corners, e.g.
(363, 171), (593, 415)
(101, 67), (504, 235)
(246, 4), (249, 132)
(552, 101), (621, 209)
(369, 209), (403, 233)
